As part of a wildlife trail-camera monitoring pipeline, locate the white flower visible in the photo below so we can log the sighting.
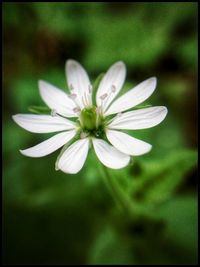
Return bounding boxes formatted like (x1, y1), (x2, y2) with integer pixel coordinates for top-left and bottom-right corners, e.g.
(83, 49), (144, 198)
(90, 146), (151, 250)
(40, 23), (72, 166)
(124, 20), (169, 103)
(12, 60), (168, 174)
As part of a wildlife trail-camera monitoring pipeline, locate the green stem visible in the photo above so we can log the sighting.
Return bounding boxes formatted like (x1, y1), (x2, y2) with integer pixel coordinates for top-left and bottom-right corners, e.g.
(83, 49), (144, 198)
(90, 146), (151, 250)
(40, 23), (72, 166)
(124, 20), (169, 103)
(99, 164), (156, 220)
(100, 164), (134, 216)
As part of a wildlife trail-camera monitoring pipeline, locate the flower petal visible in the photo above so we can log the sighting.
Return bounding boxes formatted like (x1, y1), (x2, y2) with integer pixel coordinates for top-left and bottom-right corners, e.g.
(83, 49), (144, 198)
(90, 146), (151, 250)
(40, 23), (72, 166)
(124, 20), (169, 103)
(66, 59), (91, 109)
(106, 129), (152, 156)
(39, 80), (77, 118)
(57, 138), (89, 174)
(108, 106), (168, 130)
(105, 77), (157, 115)
(96, 61), (126, 112)
(92, 138), (130, 169)
(12, 114), (76, 133)
(20, 130), (76, 157)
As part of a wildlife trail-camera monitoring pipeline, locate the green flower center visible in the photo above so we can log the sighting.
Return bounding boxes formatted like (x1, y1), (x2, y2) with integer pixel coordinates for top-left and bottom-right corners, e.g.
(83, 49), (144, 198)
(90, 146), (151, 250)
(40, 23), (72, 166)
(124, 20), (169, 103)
(79, 106), (105, 138)
(80, 106), (97, 130)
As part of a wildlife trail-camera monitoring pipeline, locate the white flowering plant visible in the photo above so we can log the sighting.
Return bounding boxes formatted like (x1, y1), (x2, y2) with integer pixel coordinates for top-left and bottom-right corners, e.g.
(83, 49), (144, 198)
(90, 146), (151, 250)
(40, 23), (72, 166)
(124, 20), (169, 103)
(12, 59), (170, 216)
(5, 3), (197, 264)
(13, 60), (167, 176)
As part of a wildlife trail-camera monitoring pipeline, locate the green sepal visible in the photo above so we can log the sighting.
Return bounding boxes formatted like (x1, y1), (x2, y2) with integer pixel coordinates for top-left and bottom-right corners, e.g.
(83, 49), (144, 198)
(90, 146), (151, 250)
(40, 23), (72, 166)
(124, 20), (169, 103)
(92, 73), (104, 105)
(28, 105), (51, 114)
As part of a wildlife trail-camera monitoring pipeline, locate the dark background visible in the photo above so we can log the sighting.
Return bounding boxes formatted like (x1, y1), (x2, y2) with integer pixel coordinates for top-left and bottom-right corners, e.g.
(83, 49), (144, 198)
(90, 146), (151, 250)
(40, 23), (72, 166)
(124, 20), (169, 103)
(3, 2), (197, 264)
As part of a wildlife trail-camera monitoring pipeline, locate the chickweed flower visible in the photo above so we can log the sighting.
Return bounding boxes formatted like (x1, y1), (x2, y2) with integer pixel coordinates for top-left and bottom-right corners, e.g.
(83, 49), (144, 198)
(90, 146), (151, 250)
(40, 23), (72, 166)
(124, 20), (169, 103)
(13, 60), (167, 174)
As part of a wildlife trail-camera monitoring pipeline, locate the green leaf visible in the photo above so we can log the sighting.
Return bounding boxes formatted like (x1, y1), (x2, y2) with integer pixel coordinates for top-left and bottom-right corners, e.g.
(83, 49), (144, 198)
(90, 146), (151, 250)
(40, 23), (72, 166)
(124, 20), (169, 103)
(92, 73), (104, 105)
(157, 195), (198, 264)
(88, 225), (136, 264)
(28, 105), (51, 114)
(130, 149), (197, 204)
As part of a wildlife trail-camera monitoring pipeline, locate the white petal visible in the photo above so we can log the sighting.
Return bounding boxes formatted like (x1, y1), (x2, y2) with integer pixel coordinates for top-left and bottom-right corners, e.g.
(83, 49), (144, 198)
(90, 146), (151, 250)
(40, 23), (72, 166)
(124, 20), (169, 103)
(20, 130), (76, 157)
(96, 61), (126, 112)
(12, 114), (76, 133)
(66, 59), (91, 109)
(39, 80), (77, 118)
(57, 138), (89, 174)
(92, 138), (130, 169)
(105, 77), (157, 115)
(108, 106), (168, 130)
(106, 129), (152, 156)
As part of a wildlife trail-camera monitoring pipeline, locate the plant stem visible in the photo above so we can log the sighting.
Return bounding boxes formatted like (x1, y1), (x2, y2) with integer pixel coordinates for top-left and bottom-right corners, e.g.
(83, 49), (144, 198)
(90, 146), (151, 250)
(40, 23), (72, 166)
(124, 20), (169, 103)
(100, 164), (134, 215)
(99, 164), (163, 222)
(101, 164), (165, 225)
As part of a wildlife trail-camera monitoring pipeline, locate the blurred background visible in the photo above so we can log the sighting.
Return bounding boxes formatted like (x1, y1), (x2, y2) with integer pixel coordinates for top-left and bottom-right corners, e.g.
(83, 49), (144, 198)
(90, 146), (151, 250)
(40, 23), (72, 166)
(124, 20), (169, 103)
(3, 2), (198, 265)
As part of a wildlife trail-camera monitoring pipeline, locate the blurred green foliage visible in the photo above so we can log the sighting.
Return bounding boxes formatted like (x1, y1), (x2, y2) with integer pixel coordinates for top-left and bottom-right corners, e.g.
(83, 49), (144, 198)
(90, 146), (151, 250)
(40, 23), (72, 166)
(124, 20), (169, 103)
(3, 2), (197, 265)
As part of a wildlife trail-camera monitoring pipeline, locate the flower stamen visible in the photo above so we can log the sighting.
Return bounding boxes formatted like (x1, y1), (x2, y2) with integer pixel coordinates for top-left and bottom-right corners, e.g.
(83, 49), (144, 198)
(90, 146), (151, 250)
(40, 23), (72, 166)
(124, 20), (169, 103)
(69, 93), (77, 100)
(82, 89), (92, 107)
(80, 132), (89, 139)
(111, 84), (116, 93)
(70, 83), (74, 91)
(51, 109), (57, 117)
(73, 107), (81, 113)
(88, 84), (92, 94)
(99, 85), (117, 113)
(100, 93), (108, 100)
(69, 93), (82, 111)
